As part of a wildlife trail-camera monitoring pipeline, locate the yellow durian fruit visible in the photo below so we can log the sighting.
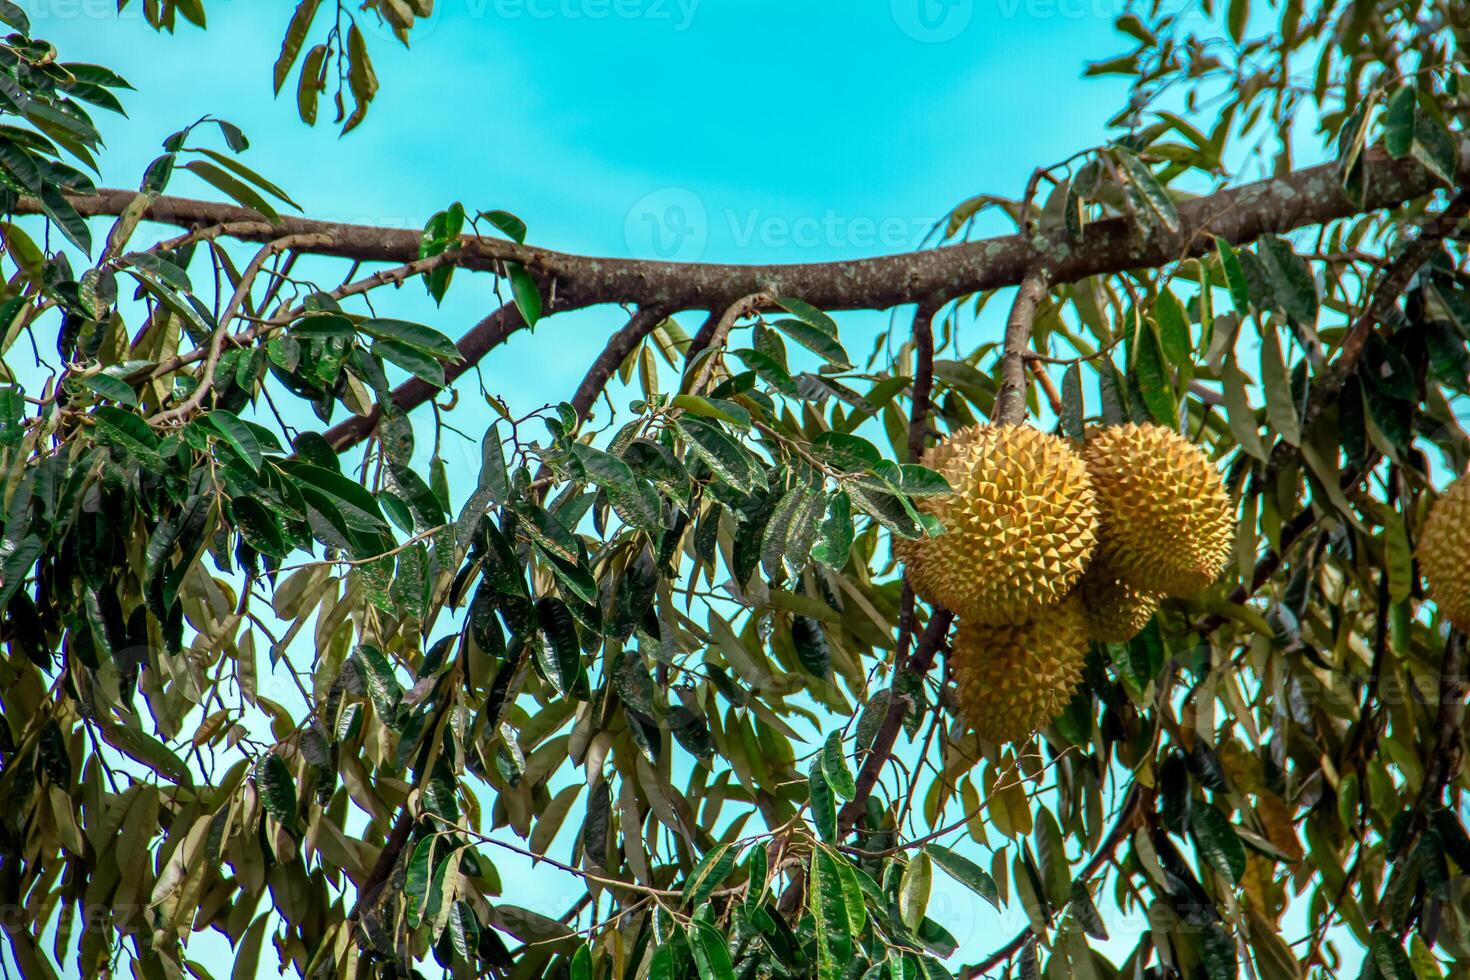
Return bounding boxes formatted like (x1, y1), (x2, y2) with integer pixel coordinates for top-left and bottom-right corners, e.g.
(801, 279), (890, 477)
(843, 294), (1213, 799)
(1418, 474), (1470, 632)
(1078, 558), (1160, 643)
(948, 598), (1089, 744)
(1083, 423), (1233, 598)
(896, 425), (1097, 624)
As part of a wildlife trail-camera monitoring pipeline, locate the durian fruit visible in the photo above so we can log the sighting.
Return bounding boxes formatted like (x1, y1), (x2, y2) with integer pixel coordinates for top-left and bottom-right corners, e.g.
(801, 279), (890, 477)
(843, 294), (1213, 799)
(1083, 423), (1233, 597)
(1418, 474), (1470, 632)
(948, 597), (1089, 744)
(896, 425), (1098, 625)
(1078, 558), (1160, 643)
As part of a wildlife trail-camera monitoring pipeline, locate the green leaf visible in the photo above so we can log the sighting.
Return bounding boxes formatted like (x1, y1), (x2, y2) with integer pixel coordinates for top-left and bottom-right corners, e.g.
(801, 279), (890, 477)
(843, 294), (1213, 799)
(190, 147), (301, 210)
(1383, 86), (1416, 159)
(774, 318), (851, 368)
(924, 844), (1000, 910)
(1214, 237), (1251, 316)
(682, 844), (736, 909)
(1131, 323), (1177, 426)
(570, 946), (592, 980)
(676, 417), (760, 493)
(92, 406), (161, 463)
(1190, 804), (1246, 883)
(405, 836), (436, 922)
(1060, 364), (1084, 442)
(357, 317), (459, 360)
(201, 409), (263, 473)
(811, 431), (882, 471)
(572, 443), (636, 489)
(687, 920), (735, 980)
(1412, 106), (1460, 186)
(1227, 0), (1249, 42)
(671, 393), (751, 429)
(1257, 236), (1318, 326)
(254, 754), (297, 827)
(39, 184), (91, 254)
(479, 208), (528, 244)
(898, 464), (951, 496)
(231, 496), (290, 558)
(820, 732), (856, 801)
(809, 762), (837, 842)
(1220, 352), (1266, 460)
(374, 338), (446, 388)
(507, 262), (542, 326)
(354, 644), (402, 722)
(1370, 930), (1415, 980)
(1114, 147), (1180, 233)
(77, 373), (139, 407)
(745, 844), (769, 909)
(811, 490), (854, 568)
(809, 847), (852, 980)
(181, 160), (280, 222)
(1154, 290), (1192, 366)
(899, 851), (932, 931)
(776, 297), (838, 336)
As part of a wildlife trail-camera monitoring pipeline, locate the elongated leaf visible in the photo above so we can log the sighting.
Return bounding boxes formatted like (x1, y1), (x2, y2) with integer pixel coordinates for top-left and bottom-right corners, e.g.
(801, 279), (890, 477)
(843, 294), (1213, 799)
(820, 732), (856, 801)
(924, 844), (1000, 910)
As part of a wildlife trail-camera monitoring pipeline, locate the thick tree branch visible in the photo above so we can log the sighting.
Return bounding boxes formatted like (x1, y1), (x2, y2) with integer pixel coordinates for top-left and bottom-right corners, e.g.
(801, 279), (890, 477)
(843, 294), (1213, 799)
(34, 145), (1468, 316)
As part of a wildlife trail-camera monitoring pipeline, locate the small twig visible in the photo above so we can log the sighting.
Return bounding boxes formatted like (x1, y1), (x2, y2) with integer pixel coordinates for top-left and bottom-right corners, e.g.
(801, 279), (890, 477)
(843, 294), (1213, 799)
(685, 291), (773, 395)
(151, 233), (332, 425)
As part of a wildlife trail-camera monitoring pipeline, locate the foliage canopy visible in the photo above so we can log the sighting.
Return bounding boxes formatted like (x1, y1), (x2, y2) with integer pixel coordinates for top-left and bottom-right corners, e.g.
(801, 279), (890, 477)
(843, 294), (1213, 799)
(3, 2), (1470, 979)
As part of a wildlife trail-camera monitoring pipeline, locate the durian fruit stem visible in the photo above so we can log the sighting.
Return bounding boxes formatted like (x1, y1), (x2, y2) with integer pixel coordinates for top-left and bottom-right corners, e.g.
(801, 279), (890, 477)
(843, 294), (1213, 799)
(906, 302), (940, 463)
(994, 264), (1053, 426)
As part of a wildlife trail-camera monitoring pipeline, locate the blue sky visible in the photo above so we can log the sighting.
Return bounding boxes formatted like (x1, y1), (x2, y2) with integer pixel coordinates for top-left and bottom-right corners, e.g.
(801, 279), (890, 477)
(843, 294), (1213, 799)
(28, 0), (1187, 974)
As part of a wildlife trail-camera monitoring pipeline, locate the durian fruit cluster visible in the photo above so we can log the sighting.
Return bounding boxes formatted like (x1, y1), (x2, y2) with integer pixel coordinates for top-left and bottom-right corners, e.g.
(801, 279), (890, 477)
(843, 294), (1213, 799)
(1418, 473), (1470, 633)
(898, 422), (1234, 744)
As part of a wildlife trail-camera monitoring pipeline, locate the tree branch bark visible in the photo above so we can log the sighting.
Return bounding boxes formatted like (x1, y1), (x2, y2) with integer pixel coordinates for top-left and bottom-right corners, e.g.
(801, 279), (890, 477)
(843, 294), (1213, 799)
(36, 144), (1469, 315)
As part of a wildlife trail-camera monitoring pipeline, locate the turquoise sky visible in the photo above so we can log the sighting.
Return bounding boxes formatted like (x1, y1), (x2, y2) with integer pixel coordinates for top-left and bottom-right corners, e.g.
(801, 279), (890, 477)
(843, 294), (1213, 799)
(27, 1), (1202, 974)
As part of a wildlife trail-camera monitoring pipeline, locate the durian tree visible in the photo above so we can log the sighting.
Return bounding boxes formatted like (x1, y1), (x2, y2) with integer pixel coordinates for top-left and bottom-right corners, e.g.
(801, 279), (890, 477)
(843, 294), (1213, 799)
(5, 1), (1470, 978)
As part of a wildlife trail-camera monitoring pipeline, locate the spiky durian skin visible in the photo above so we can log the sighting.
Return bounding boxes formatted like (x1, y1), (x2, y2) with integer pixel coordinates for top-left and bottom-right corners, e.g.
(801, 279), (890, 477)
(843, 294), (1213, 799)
(896, 425), (1098, 625)
(1083, 423), (1234, 598)
(1078, 559), (1160, 643)
(949, 598), (1089, 744)
(1419, 474), (1470, 633)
